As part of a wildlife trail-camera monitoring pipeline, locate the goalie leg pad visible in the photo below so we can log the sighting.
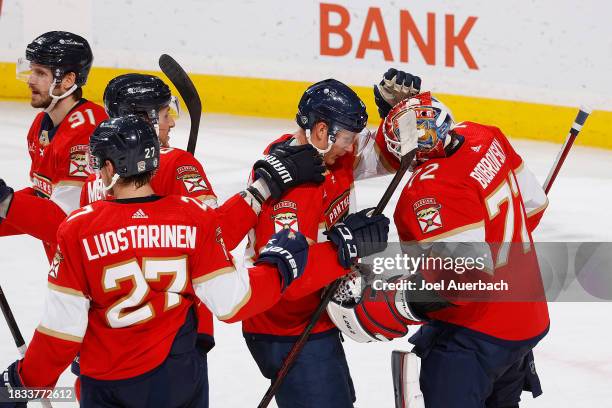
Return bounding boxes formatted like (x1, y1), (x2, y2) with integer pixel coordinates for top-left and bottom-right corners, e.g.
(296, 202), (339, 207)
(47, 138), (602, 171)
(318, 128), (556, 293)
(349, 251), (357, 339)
(391, 351), (425, 408)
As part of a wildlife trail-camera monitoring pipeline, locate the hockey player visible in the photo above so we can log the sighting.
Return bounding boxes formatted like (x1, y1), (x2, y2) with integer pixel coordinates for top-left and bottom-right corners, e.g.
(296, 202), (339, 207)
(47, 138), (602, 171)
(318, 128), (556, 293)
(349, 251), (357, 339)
(0, 31), (107, 261)
(243, 78), (407, 408)
(328, 92), (549, 408)
(0, 115), (316, 408)
(81, 73), (322, 360)
(81, 73), (251, 246)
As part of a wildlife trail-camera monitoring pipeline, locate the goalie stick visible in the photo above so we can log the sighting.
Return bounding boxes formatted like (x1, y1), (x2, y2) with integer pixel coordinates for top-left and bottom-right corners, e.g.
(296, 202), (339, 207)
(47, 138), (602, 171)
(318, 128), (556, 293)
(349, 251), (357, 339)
(158, 54), (202, 155)
(0, 285), (53, 408)
(543, 105), (592, 194)
(257, 149), (416, 408)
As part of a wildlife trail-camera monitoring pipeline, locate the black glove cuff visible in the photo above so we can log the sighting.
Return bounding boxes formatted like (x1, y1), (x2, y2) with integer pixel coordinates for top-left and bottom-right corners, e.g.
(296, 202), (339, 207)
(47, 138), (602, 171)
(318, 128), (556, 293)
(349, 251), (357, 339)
(245, 185), (266, 206)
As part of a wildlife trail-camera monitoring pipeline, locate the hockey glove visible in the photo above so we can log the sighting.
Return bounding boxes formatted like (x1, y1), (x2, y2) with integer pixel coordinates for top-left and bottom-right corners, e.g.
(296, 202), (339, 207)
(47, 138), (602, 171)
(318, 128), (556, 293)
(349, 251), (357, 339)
(70, 354), (80, 376)
(0, 179), (14, 219)
(325, 208), (390, 268)
(0, 360), (28, 407)
(359, 273), (454, 336)
(253, 142), (325, 200)
(255, 229), (309, 291)
(374, 68), (421, 119)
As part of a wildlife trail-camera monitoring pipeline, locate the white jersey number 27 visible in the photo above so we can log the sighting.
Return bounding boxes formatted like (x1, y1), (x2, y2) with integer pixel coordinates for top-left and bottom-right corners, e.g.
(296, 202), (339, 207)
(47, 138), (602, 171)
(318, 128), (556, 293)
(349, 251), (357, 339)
(103, 256), (188, 328)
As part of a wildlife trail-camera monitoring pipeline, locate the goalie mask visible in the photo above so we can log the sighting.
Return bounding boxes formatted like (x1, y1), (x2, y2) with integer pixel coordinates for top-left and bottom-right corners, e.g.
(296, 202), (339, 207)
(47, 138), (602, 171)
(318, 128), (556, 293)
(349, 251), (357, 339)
(383, 92), (454, 166)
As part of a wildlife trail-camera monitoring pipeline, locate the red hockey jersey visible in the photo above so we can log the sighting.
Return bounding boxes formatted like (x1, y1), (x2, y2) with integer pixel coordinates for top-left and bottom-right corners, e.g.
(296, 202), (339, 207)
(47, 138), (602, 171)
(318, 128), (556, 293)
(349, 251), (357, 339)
(0, 100), (107, 259)
(19, 195), (283, 386)
(394, 122), (549, 341)
(242, 133), (393, 337)
(27, 100), (107, 205)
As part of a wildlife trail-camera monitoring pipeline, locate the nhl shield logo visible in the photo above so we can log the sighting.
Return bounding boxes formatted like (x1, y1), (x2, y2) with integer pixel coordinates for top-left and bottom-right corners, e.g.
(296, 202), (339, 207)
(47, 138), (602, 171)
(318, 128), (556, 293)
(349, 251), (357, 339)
(413, 197), (443, 234)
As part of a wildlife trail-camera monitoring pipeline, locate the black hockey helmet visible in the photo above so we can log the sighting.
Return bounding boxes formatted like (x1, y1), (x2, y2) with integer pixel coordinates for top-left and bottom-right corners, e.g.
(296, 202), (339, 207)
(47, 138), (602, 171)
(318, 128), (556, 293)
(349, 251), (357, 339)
(89, 115), (160, 178)
(22, 31), (93, 86)
(296, 79), (368, 139)
(104, 73), (173, 121)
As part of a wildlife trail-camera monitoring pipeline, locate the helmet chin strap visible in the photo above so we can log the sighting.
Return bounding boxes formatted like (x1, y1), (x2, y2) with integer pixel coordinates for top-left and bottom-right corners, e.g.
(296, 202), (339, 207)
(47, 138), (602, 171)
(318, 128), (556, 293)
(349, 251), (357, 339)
(306, 129), (334, 155)
(102, 174), (120, 192)
(44, 81), (78, 113)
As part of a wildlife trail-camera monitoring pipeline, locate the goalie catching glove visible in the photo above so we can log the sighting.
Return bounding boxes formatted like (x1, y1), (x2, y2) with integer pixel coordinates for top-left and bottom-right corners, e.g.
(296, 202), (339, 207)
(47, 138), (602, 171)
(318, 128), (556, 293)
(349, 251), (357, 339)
(327, 272), (453, 343)
(253, 142), (325, 200)
(374, 68), (422, 119)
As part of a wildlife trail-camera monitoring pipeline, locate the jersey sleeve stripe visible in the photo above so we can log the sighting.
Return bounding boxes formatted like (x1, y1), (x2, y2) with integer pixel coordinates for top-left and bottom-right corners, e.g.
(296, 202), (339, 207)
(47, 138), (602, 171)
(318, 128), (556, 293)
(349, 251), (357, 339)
(418, 221), (485, 243)
(50, 184), (85, 215)
(36, 325), (83, 343)
(526, 200), (549, 218)
(48, 282), (85, 297)
(514, 164), (549, 217)
(197, 195), (218, 208)
(39, 287), (89, 341)
(217, 287), (252, 321)
(192, 266), (236, 284)
(55, 180), (86, 187)
(193, 265), (252, 320)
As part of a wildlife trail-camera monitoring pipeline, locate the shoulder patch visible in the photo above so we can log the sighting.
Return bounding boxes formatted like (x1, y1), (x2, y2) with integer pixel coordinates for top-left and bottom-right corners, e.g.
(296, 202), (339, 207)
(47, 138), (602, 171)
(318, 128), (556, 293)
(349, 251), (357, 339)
(69, 145), (91, 178)
(272, 200), (299, 233)
(413, 197), (443, 234)
(176, 165), (209, 193)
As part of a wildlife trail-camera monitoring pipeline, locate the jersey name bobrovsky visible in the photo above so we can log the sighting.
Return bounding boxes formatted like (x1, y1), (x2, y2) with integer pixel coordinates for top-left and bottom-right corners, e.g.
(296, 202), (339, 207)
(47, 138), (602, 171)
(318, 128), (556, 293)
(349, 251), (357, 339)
(83, 224), (197, 260)
(469, 138), (507, 189)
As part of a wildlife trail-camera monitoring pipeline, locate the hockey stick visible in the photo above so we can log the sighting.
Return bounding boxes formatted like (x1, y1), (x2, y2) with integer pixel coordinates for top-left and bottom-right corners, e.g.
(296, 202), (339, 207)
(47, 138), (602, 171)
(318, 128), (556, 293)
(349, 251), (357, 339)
(0, 285), (53, 407)
(543, 106), (592, 194)
(158, 54), (202, 155)
(0, 284), (26, 357)
(257, 149), (416, 408)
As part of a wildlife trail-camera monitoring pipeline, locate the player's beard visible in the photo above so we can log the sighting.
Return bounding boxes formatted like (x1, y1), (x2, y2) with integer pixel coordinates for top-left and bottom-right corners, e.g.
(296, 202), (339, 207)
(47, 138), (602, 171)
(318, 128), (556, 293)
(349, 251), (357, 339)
(30, 89), (53, 109)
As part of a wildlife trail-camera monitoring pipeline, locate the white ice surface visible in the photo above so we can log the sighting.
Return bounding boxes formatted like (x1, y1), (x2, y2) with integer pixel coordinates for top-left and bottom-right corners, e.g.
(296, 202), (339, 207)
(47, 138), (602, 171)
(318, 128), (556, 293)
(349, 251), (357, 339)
(0, 101), (611, 407)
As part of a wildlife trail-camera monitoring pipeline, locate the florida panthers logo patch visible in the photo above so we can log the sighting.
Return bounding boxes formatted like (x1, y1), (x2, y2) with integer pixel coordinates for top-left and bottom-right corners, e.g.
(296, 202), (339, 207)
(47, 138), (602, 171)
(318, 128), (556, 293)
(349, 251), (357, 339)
(176, 165), (210, 194)
(49, 249), (64, 279)
(413, 197), (443, 234)
(325, 189), (350, 229)
(69, 145), (91, 178)
(272, 201), (299, 233)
